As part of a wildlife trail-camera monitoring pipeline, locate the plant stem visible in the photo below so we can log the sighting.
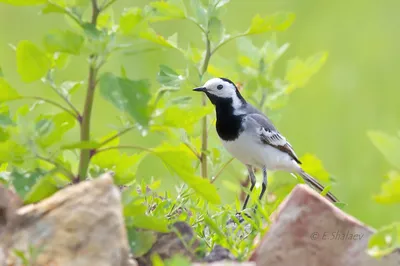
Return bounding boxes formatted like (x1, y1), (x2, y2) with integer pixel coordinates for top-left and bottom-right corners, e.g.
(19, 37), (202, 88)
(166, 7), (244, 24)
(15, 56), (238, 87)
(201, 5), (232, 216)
(36, 155), (75, 180)
(48, 82), (81, 121)
(101, 0), (117, 11)
(76, 0), (101, 182)
(98, 125), (136, 148)
(199, 35), (211, 178)
(20, 96), (79, 121)
(94, 145), (152, 155)
(211, 33), (247, 55)
(211, 157), (234, 183)
(184, 142), (201, 160)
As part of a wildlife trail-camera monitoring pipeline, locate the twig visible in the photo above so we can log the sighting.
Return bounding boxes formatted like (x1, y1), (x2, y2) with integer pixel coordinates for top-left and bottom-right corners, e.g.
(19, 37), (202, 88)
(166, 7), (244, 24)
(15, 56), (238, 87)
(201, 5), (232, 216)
(20, 96), (78, 121)
(48, 1), (83, 27)
(98, 125), (136, 148)
(211, 157), (234, 183)
(77, 0), (101, 182)
(185, 17), (208, 35)
(100, 0), (117, 11)
(211, 33), (247, 55)
(94, 145), (152, 155)
(184, 142), (201, 160)
(48, 81), (81, 121)
(36, 155), (75, 180)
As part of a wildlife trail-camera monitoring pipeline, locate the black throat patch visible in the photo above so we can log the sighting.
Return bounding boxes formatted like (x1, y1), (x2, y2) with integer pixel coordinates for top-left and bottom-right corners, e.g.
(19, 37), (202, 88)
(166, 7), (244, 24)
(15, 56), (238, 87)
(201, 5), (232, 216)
(214, 97), (245, 141)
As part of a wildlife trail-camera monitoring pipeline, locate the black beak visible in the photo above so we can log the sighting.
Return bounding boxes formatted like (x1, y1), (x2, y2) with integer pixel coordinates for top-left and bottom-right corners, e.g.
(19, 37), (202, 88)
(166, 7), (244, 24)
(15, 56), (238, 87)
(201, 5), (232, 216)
(193, 87), (206, 92)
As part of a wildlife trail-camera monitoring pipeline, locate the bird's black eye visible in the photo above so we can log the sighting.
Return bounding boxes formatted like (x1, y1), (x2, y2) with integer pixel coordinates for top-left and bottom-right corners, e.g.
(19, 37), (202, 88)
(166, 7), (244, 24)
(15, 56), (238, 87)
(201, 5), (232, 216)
(217, 84), (223, 90)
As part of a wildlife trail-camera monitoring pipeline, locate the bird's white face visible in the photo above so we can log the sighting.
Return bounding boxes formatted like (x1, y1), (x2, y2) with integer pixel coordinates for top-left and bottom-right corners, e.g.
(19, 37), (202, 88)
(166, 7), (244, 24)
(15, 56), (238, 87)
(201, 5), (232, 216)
(201, 78), (238, 98)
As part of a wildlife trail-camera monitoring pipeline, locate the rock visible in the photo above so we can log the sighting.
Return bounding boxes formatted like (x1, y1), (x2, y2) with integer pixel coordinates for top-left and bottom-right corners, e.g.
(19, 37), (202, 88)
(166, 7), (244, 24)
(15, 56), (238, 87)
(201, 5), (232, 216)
(193, 262), (255, 266)
(0, 172), (131, 266)
(0, 184), (23, 236)
(203, 245), (237, 262)
(249, 184), (400, 266)
(136, 221), (201, 266)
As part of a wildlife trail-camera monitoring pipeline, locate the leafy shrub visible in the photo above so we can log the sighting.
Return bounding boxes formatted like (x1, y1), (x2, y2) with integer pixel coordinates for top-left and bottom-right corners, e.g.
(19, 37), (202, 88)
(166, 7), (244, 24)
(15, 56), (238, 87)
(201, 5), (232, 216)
(0, 0), (330, 259)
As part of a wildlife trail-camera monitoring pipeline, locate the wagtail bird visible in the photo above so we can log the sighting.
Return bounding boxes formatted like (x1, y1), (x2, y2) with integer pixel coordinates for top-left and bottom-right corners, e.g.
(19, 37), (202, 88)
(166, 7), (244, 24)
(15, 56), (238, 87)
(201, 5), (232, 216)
(193, 77), (338, 209)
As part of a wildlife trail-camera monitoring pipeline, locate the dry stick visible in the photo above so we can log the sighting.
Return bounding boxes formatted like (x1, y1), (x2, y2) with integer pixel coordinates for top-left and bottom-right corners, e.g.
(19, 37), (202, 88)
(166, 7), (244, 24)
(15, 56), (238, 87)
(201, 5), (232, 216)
(76, 0), (101, 183)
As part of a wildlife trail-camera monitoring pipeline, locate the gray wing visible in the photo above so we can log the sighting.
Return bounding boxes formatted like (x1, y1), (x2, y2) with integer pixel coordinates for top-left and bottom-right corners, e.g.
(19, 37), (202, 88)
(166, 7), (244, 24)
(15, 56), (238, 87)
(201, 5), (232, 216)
(246, 112), (302, 164)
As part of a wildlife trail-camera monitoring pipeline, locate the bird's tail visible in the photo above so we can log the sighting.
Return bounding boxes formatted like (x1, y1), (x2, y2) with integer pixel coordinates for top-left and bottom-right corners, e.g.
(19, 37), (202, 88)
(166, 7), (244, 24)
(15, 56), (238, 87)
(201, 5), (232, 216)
(298, 170), (339, 203)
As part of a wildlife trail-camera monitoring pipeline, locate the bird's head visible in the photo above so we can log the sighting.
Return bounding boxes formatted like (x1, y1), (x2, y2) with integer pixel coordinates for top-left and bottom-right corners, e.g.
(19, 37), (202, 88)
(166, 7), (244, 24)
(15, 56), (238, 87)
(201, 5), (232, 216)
(193, 77), (245, 106)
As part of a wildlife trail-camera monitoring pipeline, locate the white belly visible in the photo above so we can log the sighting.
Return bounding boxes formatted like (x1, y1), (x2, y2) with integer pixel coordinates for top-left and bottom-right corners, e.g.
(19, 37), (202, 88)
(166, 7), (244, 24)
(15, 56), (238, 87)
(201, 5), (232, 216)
(221, 132), (299, 171)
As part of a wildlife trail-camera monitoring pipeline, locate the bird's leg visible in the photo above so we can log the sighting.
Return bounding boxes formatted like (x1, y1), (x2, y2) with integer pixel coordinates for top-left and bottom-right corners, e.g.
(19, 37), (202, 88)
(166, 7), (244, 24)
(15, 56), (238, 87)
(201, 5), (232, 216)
(252, 167), (268, 213)
(259, 167), (268, 201)
(242, 165), (256, 210)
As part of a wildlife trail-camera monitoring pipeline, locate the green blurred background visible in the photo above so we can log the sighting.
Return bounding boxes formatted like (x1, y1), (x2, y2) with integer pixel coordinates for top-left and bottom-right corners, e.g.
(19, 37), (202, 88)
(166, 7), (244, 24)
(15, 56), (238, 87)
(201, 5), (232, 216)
(1, 0), (399, 228)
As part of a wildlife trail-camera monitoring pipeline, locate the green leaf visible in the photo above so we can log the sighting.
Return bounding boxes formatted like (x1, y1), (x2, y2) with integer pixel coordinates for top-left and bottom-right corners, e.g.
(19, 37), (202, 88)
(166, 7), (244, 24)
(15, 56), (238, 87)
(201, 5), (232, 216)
(156, 105), (213, 134)
(130, 214), (169, 232)
(148, 1), (186, 21)
(165, 255), (192, 266)
(0, 105), (13, 127)
(368, 223), (400, 258)
(43, 30), (84, 55)
(285, 52), (328, 93)
(113, 153), (146, 185)
(60, 80), (83, 96)
(0, 66), (3, 77)
(157, 65), (184, 87)
(11, 169), (43, 198)
(139, 29), (176, 48)
(35, 112), (76, 148)
(208, 17), (224, 43)
(99, 72), (151, 126)
(246, 13), (295, 35)
(127, 228), (157, 257)
(0, 78), (21, 102)
(82, 23), (102, 40)
(16, 40), (51, 83)
(53, 53), (70, 69)
(189, 0), (207, 27)
(23, 173), (63, 204)
(61, 141), (101, 150)
(0, 0), (45, 5)
(333, 202), (347, 210)
(40, 3), (66, 14)
(119, 8), (146, 35)
(153, 143), (221, 204)
(368, 131), (400, 170)
(300, 153), (331, 182)
(374, 171), (400, 204)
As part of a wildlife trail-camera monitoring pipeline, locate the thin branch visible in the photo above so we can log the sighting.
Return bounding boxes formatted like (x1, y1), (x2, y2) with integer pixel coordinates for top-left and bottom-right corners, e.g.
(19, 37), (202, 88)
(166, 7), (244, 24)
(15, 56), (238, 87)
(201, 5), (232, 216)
(48, 82), (81, 121)
(48, 1), (83, 27)
(90, 0), (100, 24)
(98, 125), (136, 148)
(77, 0), (101, 182)
(20, 96), (78, 121)
(184, 142), (201, 160)
(211, 33), (247, 55)
(211, 157), (234, 183)
(94, 145), (152, 155)
(100, 0), (117, 11)
(185, 17), (208, 35)
(36, 155), (75, 180)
